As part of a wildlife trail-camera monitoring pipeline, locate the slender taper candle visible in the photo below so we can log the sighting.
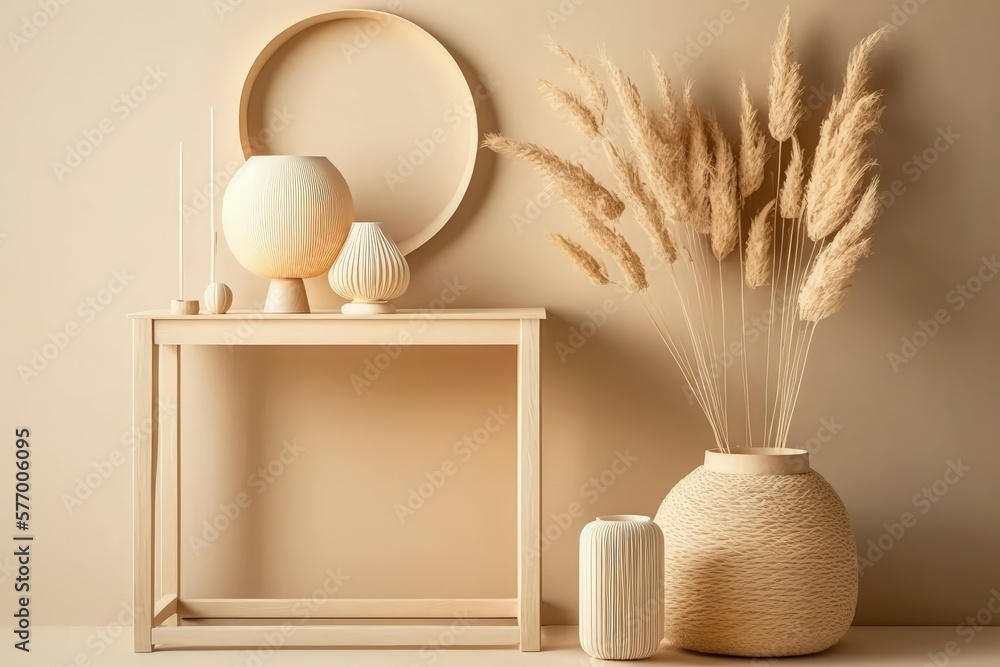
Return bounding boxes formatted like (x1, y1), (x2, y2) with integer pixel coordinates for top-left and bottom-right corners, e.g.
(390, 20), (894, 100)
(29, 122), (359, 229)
(209, 107), (215, 282)
(171, 141), (199, 315)
(178, 141), (183, 299)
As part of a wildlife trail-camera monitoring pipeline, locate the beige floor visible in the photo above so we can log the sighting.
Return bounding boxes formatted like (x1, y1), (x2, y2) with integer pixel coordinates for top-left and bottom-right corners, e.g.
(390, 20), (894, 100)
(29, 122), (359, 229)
(10, 626), (1000, 666)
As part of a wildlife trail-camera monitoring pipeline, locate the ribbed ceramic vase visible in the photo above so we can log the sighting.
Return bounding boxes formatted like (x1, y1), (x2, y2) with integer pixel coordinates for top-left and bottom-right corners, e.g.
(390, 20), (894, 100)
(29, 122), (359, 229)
(654, 448), (857, 657)
(579, 515), (664, 660)
(328, 222), (410, 314)
(222, 155), (354, 313)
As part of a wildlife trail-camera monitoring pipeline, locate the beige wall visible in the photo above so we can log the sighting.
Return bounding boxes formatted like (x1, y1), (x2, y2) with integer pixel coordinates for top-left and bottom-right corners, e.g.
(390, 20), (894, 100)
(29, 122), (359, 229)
(2, 0), (999, 631)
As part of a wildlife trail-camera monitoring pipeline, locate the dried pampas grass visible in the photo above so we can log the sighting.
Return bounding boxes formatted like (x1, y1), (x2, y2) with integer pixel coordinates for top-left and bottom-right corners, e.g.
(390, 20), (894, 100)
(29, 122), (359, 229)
(707, 115), (740, 260)
(651, 55), (683, 144)
(483, 134), (625, 221)
(547, 39), (608, 127)
(798, 237), (873, 322)
(539, 80), (601, 138)
(604, 55), (691, 228)
(738, 76), (768, 201)
(605, 142), (677, 263)
(547, 232), (609, 285)
(779, 135), (805, 219)
(767, 7), (804, 142)
(578, 210), (648, 292)
(829, 28), (887, 130)
(685, 86), (714, 234)
(804, 91), (884, 240)
(487, 20), (888, 451)
(829, 177), (880, 251)
(745, 199), (776, 288)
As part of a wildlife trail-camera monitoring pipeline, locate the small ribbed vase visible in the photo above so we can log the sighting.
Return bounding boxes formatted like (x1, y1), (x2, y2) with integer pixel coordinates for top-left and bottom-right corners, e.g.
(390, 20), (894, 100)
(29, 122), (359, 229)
(654, 448), (858, 657)
(328, 222), (410, 314)
(579, 515), (663, 660)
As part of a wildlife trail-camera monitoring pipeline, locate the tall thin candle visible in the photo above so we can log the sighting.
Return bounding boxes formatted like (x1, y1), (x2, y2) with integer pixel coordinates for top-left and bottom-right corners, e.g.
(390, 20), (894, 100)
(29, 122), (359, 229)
(178, 141), (184, 300)
(209, 107), (216, 283)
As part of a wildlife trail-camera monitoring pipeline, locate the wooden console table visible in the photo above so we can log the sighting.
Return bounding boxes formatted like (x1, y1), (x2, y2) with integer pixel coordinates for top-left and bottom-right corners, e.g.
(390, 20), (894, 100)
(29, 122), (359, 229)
(128, 308), (545, 652)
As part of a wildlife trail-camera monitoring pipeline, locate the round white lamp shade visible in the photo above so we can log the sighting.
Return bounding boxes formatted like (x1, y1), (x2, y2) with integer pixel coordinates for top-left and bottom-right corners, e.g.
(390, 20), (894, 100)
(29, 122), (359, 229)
(329, 222), (410, 314)
(222, 155), (354, 313)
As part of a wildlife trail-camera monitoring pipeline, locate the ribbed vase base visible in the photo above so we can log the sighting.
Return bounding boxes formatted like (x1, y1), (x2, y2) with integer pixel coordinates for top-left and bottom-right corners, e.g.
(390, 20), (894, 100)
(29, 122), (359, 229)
(342, 301), (396, 315)
(265, 278), (310, 313)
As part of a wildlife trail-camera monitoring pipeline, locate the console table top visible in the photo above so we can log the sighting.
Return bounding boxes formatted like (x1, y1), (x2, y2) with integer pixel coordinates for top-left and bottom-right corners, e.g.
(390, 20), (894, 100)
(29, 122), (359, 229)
(127, 308), (547, 321)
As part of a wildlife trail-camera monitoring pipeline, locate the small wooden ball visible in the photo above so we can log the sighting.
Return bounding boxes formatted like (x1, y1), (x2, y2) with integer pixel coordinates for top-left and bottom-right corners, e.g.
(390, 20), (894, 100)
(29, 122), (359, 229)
(203, 282), (233, 314)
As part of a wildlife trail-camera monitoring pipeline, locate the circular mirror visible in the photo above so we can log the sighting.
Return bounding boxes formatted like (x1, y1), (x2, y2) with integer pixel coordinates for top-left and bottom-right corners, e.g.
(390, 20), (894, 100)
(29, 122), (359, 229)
(239, 10), (479, 255)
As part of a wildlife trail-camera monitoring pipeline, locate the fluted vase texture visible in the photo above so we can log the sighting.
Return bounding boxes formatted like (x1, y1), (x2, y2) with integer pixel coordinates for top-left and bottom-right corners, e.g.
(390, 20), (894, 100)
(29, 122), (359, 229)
(579, 515), (664, 660)
(328, 222), (410, 314)
(222, 155), (354, 313)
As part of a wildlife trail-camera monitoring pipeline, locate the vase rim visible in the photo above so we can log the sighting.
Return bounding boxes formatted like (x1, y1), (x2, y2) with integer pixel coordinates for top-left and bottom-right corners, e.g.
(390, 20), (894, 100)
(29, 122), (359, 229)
(596, 514), (651, 522)
(704, 447), (810, 475)
(246, 154), (330, 161)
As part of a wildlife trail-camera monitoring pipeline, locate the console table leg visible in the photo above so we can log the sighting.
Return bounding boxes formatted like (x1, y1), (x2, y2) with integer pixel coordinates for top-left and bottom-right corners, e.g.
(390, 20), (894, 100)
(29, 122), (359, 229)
(517, 319), (541, 651)
(159, 345), (181, 626)
(133, 320), (158, 652)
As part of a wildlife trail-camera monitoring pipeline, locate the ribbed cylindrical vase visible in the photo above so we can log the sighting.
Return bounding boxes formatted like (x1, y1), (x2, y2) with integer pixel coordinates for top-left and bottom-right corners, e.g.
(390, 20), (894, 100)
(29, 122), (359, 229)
(222, 155), (354, 313)
(654, 448), (858, 657)
(329, 222), (410, 314)
(579, 515), (663, 660)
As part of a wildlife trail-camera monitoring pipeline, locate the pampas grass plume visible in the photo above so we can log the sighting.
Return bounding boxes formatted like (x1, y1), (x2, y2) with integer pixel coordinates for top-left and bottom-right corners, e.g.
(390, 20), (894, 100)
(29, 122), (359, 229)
(547, 232), (609, 285)
(745, 199), (776, 288)
(767, 7), (804, 142)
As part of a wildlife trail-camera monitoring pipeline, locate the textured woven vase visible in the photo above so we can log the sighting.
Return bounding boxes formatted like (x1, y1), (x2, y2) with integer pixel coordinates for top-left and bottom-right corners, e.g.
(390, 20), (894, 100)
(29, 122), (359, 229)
(222, 155), (354, 313)
(654, 448), (857, 657)
(328, 222), (410, 314)
(579, 515), (664, 660)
